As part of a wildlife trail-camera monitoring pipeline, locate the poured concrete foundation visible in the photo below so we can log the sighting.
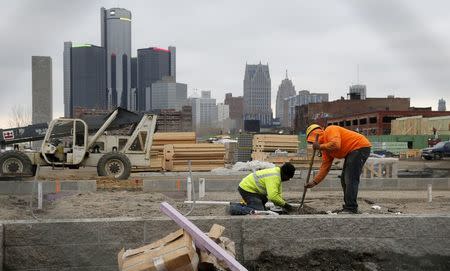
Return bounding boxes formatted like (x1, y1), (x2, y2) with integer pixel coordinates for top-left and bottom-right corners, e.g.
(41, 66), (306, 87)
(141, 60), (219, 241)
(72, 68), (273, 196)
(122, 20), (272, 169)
(1, 215), (449, 270)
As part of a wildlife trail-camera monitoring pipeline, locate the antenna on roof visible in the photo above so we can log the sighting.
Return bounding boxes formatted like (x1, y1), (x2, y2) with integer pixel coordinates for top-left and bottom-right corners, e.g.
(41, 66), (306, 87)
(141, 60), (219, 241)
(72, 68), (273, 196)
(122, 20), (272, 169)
(357, 64), (360, 84)
(286, 69), (288, 79)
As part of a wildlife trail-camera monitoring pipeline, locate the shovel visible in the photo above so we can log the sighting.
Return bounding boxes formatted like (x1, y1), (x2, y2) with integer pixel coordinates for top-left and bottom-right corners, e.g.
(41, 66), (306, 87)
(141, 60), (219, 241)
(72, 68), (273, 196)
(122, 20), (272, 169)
(298, 134), (319, 211)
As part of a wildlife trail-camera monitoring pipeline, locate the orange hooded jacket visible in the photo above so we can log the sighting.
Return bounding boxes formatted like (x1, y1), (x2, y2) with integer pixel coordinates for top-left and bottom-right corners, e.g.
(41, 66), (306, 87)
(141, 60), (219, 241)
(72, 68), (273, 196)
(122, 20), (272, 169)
(313, 125), (371, 183)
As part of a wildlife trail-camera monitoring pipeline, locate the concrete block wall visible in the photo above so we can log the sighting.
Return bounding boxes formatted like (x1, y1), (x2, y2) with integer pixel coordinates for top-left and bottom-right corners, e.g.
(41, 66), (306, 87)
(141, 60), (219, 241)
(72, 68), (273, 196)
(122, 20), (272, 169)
(1, 224), (3, 271)
(2, 215), (450, 270)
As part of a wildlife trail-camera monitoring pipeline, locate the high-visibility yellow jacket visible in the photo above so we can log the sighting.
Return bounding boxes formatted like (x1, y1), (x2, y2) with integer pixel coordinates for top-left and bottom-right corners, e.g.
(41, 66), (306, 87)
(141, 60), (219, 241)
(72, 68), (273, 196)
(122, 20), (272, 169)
(239, 167), (286, 206)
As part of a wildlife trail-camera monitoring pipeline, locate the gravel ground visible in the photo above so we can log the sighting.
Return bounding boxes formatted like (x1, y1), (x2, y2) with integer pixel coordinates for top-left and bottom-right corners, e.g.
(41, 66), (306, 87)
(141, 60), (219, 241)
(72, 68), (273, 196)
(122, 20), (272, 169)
(0, 190), (448, 221)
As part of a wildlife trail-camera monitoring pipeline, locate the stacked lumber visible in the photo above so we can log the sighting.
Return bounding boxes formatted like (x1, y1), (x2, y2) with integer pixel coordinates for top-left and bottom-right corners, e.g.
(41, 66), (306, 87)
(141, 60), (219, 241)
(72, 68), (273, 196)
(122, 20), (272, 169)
(224, 141), (238, 164)
(163, 143), (225, 171)
(251, 134), (299, 161)
(149, 132), (196, 171)
(252, 134), (299, 153)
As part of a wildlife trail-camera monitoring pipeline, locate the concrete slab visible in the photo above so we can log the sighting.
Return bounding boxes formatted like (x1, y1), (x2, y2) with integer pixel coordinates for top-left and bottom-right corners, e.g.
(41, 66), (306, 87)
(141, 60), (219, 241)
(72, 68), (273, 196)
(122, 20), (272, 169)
(1, 215), (449, 270)
(0, 180), (96, 195)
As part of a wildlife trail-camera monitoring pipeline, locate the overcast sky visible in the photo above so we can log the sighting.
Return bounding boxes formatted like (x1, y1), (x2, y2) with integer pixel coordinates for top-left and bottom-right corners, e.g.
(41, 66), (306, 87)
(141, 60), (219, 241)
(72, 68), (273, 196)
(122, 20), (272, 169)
(0, 0), (449, 128)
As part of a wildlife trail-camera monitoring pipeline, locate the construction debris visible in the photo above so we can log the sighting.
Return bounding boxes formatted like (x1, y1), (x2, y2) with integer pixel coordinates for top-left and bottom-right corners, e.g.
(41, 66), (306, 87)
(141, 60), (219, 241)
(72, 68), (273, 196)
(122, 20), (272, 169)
(199, 224), (237, 271)
(118, 229), (198, 271)
(160, 202), (248, 271)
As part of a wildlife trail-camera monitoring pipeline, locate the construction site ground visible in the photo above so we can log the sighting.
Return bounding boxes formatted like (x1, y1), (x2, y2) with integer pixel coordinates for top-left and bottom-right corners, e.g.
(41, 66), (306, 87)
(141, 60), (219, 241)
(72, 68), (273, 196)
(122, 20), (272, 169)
(0, 189), (449, 220)
(0, 159), (449, 220)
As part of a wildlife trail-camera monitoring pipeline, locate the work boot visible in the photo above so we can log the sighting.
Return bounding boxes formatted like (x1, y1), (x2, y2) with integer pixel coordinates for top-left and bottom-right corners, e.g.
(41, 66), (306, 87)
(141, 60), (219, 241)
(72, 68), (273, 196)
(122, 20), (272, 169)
(332, 208), (358, 214)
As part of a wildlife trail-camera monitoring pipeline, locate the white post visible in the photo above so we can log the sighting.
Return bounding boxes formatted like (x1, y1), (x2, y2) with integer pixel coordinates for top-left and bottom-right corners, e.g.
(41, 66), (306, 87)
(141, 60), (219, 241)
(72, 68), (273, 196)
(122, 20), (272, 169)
(37, 182), (43, 210)
(199, 178), (205, 198)
(427, 184), (432, 203)
(187, 177), (192, 202)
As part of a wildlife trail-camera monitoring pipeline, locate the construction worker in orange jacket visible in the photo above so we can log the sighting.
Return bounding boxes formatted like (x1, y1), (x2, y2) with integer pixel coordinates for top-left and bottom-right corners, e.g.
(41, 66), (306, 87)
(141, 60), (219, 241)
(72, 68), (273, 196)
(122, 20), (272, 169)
(304, 124), (372, 213)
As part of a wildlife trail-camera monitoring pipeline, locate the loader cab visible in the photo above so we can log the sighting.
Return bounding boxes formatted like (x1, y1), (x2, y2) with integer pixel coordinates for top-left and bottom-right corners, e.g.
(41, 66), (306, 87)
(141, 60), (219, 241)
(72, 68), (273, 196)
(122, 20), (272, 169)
(41, 118), (88, 166)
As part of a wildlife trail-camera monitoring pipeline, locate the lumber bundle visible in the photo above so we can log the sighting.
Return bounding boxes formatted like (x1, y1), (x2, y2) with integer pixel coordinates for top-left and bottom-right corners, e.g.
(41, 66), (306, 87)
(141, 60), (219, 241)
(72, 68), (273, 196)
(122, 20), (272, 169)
(149, 132), (196, 171)
(163, 143), (225, 171)
(252, 134), (299, 153)
(252, 134), (299, 162)
(251, 135), (326, 169)
(224, 141), (237, 164)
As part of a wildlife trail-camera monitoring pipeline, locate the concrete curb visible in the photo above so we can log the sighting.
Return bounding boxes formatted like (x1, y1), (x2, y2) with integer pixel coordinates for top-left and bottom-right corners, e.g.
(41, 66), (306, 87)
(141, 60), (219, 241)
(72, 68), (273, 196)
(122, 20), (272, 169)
(1, 215), (449, 270)
(0, 180), (97, 195)
(0, 224), (3, 271)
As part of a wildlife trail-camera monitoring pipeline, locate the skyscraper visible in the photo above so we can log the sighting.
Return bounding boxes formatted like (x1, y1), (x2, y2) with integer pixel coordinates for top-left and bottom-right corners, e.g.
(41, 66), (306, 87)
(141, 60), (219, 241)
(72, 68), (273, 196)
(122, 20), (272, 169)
(128, 57), (137, 111)
(101, 7), (132, 109)
(32, 56), (52, 124)
(243, 63), (272, 126)
(189, 91), (218, 130)
(63, 42), (107, 117)
(137, 47), (175, 111)
(151, 76), (187, 110)
(275, 72), (296, 125)
(283, 90), (329, 127)
(224, 93), (243, 130)
(438, 98), (446, 111)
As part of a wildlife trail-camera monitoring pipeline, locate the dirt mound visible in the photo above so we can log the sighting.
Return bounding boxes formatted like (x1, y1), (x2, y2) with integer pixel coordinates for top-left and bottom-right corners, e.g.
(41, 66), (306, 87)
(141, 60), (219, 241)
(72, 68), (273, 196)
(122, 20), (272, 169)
(296, 204), (326, 215)
(245, 250), (450, 271)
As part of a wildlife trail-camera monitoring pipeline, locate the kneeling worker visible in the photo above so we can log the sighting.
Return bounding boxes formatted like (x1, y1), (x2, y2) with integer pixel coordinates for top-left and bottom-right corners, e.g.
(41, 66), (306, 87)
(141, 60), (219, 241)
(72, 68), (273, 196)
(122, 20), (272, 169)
(304, 124), (371, 214)
(238, 163), (296, 212)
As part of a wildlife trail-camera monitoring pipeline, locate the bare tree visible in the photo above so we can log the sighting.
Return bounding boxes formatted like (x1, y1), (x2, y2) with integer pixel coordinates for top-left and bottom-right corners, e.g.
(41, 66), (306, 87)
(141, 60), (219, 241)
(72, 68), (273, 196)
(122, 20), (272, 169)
(8, 105), (31, 128)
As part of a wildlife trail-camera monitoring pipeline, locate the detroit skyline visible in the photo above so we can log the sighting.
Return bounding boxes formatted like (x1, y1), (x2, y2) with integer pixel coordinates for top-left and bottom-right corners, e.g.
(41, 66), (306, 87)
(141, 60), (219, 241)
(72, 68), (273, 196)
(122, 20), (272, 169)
(1, 0), (449, 127)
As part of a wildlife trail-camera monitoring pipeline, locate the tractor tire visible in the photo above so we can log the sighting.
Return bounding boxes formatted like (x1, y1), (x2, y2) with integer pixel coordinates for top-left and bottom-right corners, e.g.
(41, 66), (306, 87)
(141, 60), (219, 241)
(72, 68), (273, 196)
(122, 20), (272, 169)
(0, 150), (34, 177)
(97, 152), (131, 180)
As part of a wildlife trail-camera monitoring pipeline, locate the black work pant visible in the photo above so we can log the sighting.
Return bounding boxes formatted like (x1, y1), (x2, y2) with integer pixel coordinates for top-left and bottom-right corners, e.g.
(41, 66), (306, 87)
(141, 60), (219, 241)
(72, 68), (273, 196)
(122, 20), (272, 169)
(340, 147), (371, 212)
(238, 186), (268, 211)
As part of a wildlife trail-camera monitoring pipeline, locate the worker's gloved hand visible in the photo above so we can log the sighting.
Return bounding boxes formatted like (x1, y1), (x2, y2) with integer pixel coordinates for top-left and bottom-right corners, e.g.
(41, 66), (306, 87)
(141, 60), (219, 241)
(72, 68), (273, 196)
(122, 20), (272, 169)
(312, 141), (321, 150)
(304, 181), (317, 189)
(283, 203), (294, 211)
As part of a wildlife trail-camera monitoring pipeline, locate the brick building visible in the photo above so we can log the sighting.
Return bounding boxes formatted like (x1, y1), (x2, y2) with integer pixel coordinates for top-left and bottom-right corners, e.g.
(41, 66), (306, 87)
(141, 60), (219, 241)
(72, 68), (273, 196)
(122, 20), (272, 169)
(326, 110), (450, 135)
(294, 97), (410, 133)
(153, 106), (192, 132)
(224, 93), (244, 130)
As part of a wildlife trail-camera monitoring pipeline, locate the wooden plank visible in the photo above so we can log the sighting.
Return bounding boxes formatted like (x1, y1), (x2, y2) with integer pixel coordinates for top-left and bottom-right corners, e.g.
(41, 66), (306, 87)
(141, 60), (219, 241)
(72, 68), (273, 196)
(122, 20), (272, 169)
(160, 202), (248, 271)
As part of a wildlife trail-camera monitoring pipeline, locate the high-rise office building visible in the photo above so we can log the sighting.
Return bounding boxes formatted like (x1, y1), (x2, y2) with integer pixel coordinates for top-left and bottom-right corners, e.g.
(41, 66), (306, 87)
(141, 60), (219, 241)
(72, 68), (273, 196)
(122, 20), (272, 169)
(243, 63), (272, 126)
(217, 103), (230, 123)
(275, 72), (296, 125)
(224, 93), (244, 130)
(128, 57), (137, 111)
(189, 91), (218, 129)
(438, 98), (446, 111)
(101, 7), (132, 109)
(137, 47), (175, 111)
(63, 42), (107, 117)
(283, 90), (329, 127)
(32, 56), (52, 124)
(151, 76), (187, 110)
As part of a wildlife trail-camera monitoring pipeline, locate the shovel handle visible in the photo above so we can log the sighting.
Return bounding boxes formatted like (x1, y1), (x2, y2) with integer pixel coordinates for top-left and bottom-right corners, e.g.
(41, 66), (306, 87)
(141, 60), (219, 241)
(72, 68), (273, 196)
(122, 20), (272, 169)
(299, 134), (319, 209)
